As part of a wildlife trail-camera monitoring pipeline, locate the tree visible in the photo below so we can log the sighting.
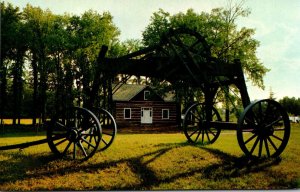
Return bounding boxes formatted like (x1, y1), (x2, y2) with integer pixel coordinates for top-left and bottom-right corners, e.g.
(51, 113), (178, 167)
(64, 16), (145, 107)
(279, 97), (300, 116)
(11, 22), (28, 125)
(1, 2), (29, 125)
(67, 10), (120, 108)
(268, 86), (275, 100)
(1, 2), (20, 123)
(46, 14), (71, 115)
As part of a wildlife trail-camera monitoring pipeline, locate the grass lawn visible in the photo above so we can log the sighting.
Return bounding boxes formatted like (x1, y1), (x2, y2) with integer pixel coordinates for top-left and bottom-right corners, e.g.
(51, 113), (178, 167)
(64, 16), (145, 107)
(0, 124), (299, 190)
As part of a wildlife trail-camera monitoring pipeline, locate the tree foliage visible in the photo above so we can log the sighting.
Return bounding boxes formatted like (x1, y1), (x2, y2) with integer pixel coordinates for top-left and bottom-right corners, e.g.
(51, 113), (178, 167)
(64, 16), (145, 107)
(279, 97), (300, 116)
(0, 2), (121, 124)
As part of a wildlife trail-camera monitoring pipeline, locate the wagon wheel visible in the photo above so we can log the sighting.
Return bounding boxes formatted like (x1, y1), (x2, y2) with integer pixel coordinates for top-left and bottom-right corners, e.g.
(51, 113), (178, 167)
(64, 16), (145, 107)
(158, 28), (212, 84)
(47, 107), (102, 161)
(92, 108), (117, 151)
(183, 103), (222, 145)
(237, 99), (290, 158)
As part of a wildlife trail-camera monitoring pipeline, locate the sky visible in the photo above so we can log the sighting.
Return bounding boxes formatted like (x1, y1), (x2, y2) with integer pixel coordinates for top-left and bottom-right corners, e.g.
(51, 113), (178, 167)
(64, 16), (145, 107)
(3, 0), (300, 101)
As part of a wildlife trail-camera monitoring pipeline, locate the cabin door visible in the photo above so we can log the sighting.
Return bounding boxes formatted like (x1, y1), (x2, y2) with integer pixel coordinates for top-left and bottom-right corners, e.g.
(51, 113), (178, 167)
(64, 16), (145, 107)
(141, 107), (153, 124)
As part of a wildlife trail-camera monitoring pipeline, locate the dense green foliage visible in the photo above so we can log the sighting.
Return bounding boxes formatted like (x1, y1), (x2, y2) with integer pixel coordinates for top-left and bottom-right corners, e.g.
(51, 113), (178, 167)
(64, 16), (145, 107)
(279, 97), (300, 116)
(1, 1), (271, 124)
(0, 2), (124, 124)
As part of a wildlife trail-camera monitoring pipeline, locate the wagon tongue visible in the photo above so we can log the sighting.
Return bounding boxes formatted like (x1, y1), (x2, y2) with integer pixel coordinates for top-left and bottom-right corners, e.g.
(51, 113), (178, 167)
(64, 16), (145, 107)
(0, 138), (49, 151)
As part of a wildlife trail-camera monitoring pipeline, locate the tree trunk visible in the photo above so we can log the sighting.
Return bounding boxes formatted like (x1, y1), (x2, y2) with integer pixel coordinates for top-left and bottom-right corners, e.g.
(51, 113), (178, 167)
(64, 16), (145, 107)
(0, 58), (8, 125)
(32, 53), (38, 125)
(39, 59), (47, 123)
(12, 48), (25, 125)
(55, 53), (63, 113)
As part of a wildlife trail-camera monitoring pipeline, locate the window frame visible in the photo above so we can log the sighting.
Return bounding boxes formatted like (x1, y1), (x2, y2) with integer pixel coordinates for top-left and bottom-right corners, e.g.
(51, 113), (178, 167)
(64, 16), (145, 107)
(162, 109), (170, 119)
(144, 90), (150, 100)
(124, 108), (131, 119)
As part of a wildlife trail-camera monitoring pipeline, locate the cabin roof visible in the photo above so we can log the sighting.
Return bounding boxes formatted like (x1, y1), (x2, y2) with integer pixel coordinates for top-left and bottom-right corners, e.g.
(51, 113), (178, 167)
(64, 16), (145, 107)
(112, 84), (175, 102)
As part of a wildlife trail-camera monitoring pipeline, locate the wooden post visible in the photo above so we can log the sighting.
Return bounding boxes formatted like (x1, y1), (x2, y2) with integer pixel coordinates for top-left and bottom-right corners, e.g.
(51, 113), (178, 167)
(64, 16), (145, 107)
(86, 45), (108, 109)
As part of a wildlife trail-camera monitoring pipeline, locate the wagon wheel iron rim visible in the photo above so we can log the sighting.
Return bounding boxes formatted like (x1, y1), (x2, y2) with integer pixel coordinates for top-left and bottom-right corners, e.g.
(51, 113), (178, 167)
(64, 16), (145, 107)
(92, 108), (117, 151)
(47, 107), (102, 161)
(183, 103), (222, 145)
(237, 99), (290, 158)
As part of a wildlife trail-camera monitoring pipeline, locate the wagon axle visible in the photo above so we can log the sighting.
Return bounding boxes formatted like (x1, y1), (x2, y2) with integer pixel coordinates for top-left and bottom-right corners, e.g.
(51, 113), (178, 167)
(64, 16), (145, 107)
(0, 135), (63, 151)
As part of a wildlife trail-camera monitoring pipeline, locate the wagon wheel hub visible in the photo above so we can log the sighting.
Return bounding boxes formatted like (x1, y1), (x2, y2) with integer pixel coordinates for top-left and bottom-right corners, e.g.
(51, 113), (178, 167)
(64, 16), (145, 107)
(255, 125), (274, 138)
(199, 120), (207, 129)
(67, 129), (80, 142)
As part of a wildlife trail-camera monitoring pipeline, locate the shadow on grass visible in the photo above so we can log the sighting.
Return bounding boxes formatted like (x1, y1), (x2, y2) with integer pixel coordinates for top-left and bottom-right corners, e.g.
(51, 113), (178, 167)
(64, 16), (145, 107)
(0, 142), (298, 190)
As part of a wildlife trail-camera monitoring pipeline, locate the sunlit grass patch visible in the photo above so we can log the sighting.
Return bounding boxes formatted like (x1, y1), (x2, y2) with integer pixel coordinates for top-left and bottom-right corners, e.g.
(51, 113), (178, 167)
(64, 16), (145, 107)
(145, 145), (220, 179)
(1, 119), (42, 125)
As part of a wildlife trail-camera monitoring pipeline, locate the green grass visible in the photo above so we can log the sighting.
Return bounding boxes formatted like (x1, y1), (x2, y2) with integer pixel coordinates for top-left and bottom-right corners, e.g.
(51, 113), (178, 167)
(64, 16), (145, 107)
(0, 124), (300, 190)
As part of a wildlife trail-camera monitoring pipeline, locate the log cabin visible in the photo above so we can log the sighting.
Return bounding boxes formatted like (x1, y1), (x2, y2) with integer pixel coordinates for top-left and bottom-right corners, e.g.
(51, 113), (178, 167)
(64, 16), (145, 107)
(113, 84), (178, 127)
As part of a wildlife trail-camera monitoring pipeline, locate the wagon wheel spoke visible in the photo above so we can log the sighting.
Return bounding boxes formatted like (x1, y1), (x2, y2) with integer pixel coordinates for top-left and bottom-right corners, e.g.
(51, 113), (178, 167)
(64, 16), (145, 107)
(258, 138), (263, 158)
(78, 141), (88, 157)
(201, 129), (205, 143)
(81, 137), (96, 149)
(249, 136), (260, 155)
(87, 132), (94, 149)
(244, 134), (258, 145)
(245, 116), (256, 126)
(267, 137), (278, 151)
(270, 134), (283, 142)
(101, 138), (108, 146)
(205, 129), (211, 143)
(55, 121), (67, 129)
(264, 138), (271, 157)
(195, 130), (201, 142)
(81, 133), (98, 137)
(241, 128), (255, 133)
(62, 141), (72, 157)
(190, 112), (201, 121)
(207, 128), (216, 137)
(73, 143), (77, 160)
(54, 138), (68, 146)
(273, 127), (286, 131)
(189, 128), (200, 138)
(265, 117), (282, 128)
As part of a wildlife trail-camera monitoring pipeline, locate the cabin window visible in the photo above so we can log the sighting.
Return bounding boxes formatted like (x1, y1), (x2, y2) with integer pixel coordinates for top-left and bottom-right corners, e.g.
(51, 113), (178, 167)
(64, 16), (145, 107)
(124, 108), (131, 119)
(162, 109), (169, 119)
(144, 90), (150, 100)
